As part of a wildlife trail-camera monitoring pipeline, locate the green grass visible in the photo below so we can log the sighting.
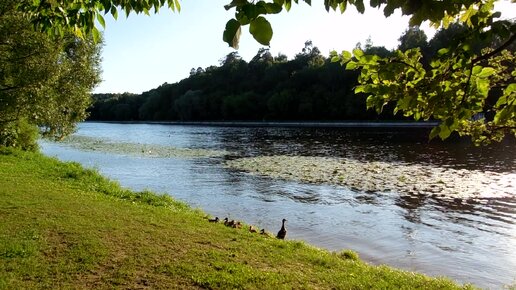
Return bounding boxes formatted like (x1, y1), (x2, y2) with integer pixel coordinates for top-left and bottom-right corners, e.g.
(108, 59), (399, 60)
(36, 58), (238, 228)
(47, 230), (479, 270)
(0, 148), (474, 289)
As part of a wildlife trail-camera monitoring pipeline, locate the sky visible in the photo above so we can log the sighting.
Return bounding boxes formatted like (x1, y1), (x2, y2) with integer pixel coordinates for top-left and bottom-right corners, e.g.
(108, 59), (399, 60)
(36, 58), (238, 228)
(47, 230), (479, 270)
(94, 0), (515, 94)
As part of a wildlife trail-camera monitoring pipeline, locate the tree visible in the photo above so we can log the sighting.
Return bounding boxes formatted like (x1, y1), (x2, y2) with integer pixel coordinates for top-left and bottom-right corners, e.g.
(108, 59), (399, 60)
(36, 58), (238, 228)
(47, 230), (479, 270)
(330, 4), (514, 144)
(0, 2), (101, 149)
(229, 0), (516, 144)
(14, 0), (516, 144)
(398, 26), (428, 52)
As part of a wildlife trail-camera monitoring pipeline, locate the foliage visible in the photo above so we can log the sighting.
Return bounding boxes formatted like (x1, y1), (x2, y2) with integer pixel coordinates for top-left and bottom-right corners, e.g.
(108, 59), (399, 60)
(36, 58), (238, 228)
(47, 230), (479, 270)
(330, 5), (515, 144)
(14, 0), (181, 43)
(0, 3), (102, 148)
(13, 0), (516, 143)
(0, 119), (39, 151)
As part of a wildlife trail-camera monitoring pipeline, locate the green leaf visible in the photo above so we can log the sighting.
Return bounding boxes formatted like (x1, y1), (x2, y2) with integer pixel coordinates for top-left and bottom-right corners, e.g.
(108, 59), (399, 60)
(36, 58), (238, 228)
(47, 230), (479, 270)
(437, 48), (448, 56)
(111, 7), (118, 20)
(103, 2), (111, 14)
(264, 3), (282, 14)
(477, 67), (495, 78)
(504, 83), (516, 95)
(370, 0), (380, 7)
(495, 95), (508, 107)
(429, 126), (440, 140)
(224, 0), (247, 10)
(476, 78), (490, 97)
(472, 65), (482, 75)
(223, 19), (242, 49)
(438, 124), (451, 139)
(355, 85), (367, 93)
(92, 26), (101, 43)
(354, 0), (365, 14)
(249, 16), (273, 46)
(494, 107), (511, 124)
(346, 61), (357, 70)
(284, 0), (292, 11)
(174, 0), (181, 12)
(96, 13), (105, 29)
(383, 3), (395, 17)
(235, 11), (251, 25)
(339, 2), (346, 13)
(242, 4), (259, 20)
(124, 5), (131, 17)
(341, 50), (352, 62)
(352, 48), (364, 59)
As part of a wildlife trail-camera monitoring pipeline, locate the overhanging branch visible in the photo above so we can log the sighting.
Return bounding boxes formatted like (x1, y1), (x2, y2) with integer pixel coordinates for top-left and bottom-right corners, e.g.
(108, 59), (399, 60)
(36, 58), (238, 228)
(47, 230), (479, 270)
(473, 33), (516, 63)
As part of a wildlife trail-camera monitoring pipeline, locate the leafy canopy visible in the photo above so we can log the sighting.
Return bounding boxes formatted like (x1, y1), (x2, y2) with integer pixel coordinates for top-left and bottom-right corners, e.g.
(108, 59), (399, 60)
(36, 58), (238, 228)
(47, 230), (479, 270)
(0, 1), (102, 149)
(14, 0), (516, 144)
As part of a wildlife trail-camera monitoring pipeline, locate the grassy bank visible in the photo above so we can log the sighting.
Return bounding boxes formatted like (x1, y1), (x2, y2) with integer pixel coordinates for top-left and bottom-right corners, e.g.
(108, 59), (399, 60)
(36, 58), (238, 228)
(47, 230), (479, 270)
(0, 148), (472, 289)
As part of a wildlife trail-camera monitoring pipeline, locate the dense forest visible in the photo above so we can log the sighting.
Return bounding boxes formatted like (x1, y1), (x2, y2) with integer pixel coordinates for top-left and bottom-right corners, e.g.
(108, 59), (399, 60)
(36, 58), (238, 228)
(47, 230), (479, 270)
(88, 24), (508, 122)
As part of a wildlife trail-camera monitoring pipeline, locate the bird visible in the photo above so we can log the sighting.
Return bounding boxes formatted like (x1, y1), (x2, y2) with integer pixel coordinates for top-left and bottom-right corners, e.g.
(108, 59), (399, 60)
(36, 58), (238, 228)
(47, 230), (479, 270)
(249, 226), (257, 233)
(224, 218), (235, 227)
(276, 218), (287, 239)
(232, 221), (242, 229)
(208, 216), (219, 223)
(260, 229), (271, 237)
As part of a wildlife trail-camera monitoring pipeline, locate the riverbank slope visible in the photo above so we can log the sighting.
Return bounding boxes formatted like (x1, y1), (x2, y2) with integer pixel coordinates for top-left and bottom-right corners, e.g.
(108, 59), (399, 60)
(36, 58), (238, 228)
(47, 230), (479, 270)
(0, 148), (472, 289)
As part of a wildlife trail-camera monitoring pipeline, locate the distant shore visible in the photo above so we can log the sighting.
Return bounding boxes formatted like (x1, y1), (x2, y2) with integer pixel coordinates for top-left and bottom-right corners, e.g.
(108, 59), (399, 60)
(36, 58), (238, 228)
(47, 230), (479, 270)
(87, 120), (439, 128)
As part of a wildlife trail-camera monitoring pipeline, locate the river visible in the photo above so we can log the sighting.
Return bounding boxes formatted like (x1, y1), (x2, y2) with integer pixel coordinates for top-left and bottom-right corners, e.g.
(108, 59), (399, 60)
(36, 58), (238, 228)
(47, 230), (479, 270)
(40, 122), (516, 288)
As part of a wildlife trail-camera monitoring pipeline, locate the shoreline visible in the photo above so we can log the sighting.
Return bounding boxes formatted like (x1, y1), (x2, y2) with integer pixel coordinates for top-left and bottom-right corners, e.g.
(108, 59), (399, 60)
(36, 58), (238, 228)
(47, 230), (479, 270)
(0, 148), (470, 289)
(85, 120), (439, 128)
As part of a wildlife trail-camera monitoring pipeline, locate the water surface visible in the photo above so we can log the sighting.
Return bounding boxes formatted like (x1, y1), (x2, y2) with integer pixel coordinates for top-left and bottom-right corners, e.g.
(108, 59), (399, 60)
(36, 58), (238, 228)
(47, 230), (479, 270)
(40, 122), (516, 288)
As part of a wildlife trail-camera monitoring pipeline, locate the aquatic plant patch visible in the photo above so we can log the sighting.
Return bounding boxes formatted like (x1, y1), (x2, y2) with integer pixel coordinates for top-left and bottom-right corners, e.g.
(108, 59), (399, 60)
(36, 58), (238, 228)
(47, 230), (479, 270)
(56, 135), (228, 158)
(226, 156), (515, 199)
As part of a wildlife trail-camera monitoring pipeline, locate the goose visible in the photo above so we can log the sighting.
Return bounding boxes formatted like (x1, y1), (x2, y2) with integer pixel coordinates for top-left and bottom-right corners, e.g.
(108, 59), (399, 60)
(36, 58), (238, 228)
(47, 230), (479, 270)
(276, 218), (287, 239)
(249, 226), (258, 233)
(232, 221), (242, 229)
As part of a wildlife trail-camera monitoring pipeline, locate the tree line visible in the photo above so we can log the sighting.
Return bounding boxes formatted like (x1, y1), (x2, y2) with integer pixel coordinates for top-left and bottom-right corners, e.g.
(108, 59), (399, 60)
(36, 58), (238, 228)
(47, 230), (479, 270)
(89, 23), (508, 125)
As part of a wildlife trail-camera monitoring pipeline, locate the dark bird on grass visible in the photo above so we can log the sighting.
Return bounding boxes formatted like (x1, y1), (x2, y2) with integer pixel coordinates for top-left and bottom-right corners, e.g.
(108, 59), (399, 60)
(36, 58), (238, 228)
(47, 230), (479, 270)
(249, 226), (258, 233)
(276, 218), (287, 240)
(232, 221), (242, 229)
(260, 229), (271, 237)
(208, 217), (219, 223)
(224, 218), (235, 227)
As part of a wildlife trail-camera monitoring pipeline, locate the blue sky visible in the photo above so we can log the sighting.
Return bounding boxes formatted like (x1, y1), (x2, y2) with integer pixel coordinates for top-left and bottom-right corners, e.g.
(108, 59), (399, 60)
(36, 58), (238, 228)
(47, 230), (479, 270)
(95, 0), (514, 94)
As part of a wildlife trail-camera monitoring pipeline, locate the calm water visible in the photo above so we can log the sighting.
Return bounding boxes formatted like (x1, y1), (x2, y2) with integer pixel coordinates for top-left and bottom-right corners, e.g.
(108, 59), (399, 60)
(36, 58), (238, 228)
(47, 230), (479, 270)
(40, 122), (516, 288)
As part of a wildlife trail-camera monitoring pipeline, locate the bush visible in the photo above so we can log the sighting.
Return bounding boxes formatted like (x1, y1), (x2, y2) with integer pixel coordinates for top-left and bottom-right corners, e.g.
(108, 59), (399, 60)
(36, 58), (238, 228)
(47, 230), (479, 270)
(0, 119), (39, 151)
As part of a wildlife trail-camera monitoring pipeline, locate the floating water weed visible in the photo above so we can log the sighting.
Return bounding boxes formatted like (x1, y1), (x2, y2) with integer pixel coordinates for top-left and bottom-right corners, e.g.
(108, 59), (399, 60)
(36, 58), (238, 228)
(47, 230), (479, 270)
(226, 156), (515, 199)
(59, 135), (228, 158)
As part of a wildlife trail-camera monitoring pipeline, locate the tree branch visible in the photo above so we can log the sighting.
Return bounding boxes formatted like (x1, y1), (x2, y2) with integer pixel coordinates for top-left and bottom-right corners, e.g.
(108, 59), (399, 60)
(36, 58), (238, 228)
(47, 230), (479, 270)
(473, 33), (516, 63)
(0, 85), (21, 92)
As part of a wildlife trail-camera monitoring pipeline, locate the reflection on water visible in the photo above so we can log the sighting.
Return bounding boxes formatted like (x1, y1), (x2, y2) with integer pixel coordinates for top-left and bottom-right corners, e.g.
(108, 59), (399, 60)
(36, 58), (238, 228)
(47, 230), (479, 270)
(40, 122), (516, 288)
